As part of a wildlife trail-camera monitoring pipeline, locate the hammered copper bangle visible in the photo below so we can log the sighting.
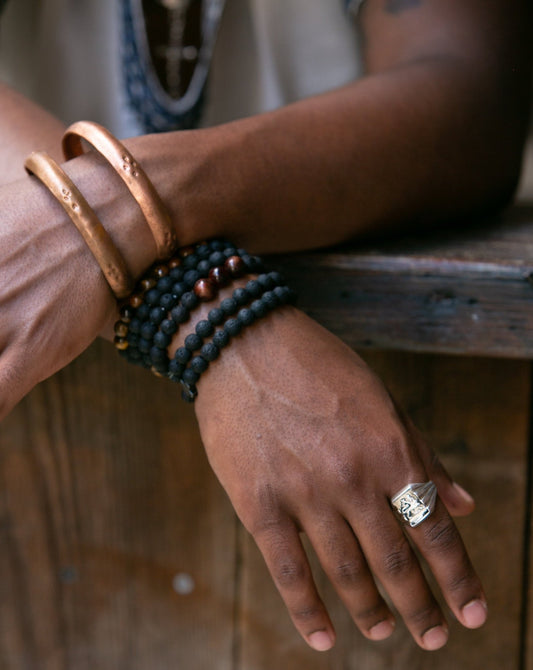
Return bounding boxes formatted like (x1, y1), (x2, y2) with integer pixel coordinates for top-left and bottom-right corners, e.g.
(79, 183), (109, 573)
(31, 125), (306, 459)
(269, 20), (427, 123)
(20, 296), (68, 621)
(62, 121), (177, 260)
(24, 151), (133, 299)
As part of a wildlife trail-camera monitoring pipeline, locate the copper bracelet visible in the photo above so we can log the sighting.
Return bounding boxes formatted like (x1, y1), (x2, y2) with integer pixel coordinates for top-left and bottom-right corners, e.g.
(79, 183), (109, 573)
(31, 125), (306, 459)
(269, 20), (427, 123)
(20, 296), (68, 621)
(62, 121), (177, 260)
(24, 151), (133, 299)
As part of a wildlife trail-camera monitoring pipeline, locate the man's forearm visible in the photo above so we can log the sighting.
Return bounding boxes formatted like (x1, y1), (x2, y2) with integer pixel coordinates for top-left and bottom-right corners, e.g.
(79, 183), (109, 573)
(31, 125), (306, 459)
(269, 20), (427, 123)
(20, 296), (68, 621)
(157, 56), (529, 255)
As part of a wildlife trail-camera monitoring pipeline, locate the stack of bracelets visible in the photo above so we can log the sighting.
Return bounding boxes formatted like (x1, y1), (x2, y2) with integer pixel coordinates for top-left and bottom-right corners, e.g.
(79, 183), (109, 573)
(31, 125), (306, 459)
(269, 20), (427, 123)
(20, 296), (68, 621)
(113, 239), (296, 402)
(23, 117), (296, 404)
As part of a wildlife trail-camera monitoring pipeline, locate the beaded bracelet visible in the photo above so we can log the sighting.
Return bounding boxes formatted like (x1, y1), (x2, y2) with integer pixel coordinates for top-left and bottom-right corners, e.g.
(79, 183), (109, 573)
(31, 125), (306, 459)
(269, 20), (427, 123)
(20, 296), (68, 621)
(114, 239), (263, 370)
(114, 238), (296, 403)
(167, 271), (284, 373)
(173, 281), (296, 402)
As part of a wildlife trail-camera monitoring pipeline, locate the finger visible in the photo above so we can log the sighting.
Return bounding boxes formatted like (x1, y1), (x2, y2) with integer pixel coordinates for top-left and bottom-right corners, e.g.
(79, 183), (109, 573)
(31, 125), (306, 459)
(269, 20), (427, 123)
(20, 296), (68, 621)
(349, 501), (449, 651)
(406, 497), (487, 630)
(408, 423), (475, 517)
(394, 402), (475, 517)
(253, 520), (336, 651)
(303, 515), (396, 641)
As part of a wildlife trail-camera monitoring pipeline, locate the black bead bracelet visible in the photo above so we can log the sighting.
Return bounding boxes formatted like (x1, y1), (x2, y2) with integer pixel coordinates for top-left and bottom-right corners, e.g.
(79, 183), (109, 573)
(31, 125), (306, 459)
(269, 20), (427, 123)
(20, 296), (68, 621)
(167, 272), (287, 380)
(176, 283), (296, 402)
(114, 238), (296, 402)
(114, 239), (264, 370)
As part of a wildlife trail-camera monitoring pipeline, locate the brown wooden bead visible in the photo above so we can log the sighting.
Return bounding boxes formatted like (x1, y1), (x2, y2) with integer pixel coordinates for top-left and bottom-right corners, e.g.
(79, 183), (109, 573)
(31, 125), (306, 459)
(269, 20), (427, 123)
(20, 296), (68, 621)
(224, 255), (246, 277)
(114, 321), (129, 338)
(129, 293), (144, 308)
(140, 277), (157, 292)
(194, 278), (218, 301)
(114, 336), (129, 351)
(208, 265), (230, 287)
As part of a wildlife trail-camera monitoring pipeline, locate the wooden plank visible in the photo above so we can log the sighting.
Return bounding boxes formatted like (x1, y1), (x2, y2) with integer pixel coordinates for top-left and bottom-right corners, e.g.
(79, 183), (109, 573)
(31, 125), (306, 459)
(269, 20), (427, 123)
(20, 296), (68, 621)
(237, 352), (530, 669)
(0, 340), (238, 670)
(274, 206), (533, 359)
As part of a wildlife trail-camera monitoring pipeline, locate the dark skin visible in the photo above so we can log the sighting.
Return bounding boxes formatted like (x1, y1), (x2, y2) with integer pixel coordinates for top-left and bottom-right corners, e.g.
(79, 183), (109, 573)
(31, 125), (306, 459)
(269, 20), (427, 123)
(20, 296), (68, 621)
(0, 0), (530, 651)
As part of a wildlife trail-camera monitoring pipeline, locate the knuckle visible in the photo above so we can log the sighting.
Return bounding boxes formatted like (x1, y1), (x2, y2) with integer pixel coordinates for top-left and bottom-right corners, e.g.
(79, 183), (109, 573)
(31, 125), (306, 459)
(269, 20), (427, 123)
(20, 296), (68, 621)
(331, 461), (361, 491)
(273, 559), (308, 589)
(423, 518), (461, 554)
(241, 485), (283, 535)
(407, 602), (440, 627)
(332, 559), (366, 587)
(245, 514), (283, 537)
(291, 604), (322, 623)
(446, 566), (478, 595)
(381, 539), (415, 578)
(353, 602), (386, 625)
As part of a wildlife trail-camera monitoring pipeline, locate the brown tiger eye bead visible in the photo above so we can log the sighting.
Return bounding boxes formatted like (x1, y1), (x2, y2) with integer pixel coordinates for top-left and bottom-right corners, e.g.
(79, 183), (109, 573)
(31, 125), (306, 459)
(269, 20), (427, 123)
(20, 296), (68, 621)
(208, 265), (230, 287)
(168, 257), (182, 269)
(119, 304), (135, 322)
(114, 321), (129, 338)
(224, 255), (246, 277)
(114, 336), (129, 351)
(194, 278), (218, 301)
(179, 245), (195, 258)
(129, 293), (144, 308)
(152, 264), (169, 278)
(140, 277), (157, 292)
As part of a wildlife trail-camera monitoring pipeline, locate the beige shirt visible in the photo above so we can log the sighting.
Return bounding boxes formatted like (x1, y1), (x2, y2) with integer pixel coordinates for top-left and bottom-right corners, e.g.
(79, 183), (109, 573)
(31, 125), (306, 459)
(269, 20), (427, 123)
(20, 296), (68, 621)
(0, 0), (363, 137)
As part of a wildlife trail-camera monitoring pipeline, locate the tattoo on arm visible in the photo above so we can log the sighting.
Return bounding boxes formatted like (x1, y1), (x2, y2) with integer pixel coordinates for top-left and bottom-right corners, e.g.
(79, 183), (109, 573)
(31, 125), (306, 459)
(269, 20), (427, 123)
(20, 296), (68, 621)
(385, 0), (421, 14)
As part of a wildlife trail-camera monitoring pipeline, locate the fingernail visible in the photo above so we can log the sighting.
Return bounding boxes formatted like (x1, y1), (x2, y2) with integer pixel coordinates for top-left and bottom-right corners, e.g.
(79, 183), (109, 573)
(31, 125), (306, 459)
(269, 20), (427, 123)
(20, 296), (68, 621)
(462, 599), (487, 628)
(369, 619), (395, 641)
(308, 630), (334, 651)
(421, 625), (448, 651)
(453, 482), (475, 505)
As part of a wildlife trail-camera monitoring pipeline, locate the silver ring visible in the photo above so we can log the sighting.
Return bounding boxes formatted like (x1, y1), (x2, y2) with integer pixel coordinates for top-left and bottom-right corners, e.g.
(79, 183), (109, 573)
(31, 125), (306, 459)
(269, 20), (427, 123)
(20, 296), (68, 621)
(390, 481), (437, 527)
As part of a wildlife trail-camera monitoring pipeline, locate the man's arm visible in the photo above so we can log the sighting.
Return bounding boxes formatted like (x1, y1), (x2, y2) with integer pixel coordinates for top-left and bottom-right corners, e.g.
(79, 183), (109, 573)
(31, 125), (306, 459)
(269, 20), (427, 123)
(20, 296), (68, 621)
(150, 0), (531, 252)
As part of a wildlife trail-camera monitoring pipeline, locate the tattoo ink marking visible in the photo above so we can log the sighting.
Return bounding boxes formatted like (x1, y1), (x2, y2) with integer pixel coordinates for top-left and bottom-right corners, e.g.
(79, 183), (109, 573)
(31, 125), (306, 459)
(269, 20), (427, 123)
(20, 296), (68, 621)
(385, 0), (421, 14)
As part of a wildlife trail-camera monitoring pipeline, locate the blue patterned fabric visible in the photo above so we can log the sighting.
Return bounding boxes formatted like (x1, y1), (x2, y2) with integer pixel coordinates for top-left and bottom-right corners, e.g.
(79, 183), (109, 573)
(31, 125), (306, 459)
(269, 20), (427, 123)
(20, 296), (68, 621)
(122, 0), (360, 134)
(345, 0), (365, 14)
(121, 0), (225, 133)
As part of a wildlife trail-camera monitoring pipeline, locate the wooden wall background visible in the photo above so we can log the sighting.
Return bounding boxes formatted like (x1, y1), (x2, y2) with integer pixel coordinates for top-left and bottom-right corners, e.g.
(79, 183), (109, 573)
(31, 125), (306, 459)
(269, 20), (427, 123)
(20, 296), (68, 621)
(0, 344), (530, 669)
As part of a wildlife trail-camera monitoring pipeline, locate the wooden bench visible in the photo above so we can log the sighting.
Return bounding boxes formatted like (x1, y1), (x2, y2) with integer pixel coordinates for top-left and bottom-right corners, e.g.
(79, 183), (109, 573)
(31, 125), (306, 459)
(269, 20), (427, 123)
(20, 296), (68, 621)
(0, 206), (532, 669)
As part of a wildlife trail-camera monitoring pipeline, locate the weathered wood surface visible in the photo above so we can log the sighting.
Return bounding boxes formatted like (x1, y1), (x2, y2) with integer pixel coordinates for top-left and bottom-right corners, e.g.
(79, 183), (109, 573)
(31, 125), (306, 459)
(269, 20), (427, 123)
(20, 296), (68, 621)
(0, 343), (238, 670)
(0, 346), (529, 669)
(274, 205), (533, 359)
(1, 205), (532, 668)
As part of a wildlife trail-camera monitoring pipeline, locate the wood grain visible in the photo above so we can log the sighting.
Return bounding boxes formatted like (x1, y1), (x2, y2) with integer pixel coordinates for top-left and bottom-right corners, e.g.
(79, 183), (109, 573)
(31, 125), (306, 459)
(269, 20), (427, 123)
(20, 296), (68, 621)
(274, 206), (533, 359)
(0, 340), (238, 670)
(1, 206), (532, 668)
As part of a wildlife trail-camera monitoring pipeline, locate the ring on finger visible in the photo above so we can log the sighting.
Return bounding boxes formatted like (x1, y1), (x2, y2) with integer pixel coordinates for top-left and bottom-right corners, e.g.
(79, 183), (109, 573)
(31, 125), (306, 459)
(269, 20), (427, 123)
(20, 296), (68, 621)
(390, 481), (437, 527)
